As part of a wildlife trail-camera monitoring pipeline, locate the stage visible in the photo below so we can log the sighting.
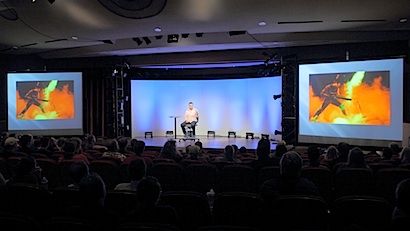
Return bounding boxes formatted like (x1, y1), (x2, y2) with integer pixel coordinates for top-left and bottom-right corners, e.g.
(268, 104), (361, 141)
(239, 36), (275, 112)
(133, 135), (279, 151)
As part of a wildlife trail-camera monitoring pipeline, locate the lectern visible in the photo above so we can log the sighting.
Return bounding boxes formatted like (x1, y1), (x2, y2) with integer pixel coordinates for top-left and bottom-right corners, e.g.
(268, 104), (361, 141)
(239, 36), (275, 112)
(169, 116), (181, 139)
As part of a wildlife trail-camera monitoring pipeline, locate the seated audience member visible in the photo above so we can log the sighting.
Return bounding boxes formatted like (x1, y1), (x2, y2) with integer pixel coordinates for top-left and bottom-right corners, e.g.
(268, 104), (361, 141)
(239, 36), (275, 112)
(304, 145), (325, 168)
(335, 142), (351, 163)
(392, 178), (410, 230)
(159, 140), (183, 162)
(321, 145), (339, 168)
(115, 158), (147, 191)
(32, 137), (52, 156)
(184, 144), (192, 156)
(187, 145), (209, 162)
(239, 146), (247, 155)
(232, 144), (239, 156)
(59, 140), (90, 164)
(194, 141), (209, 157)
(57, 137), (67, 150)
(124, 140), (152, 167)
(124, 176), (179, 226)
(399, 147), (410, 165)
(18, 134), (36, 155)
(7, 156), (47, 188)
(117, 137), (134, 155)
(2, 136), (20, 159)
(338, 147), (369, 171)
(84, 134), (107, 152)
(389, 142), (402, 157)
(261, 151), (320, 203)
(273, 143), (288, 160)
(67, 161), (90, 188)
(68, 173), (120, 230)
(378, 147), (395, 164)
(102, 139), (127, 162)
(251, 138), (278, 172)
(214, 145), (241, 163)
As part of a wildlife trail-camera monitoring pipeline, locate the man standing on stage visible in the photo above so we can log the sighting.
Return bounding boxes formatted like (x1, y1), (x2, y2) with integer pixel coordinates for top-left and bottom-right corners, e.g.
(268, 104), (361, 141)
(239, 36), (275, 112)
(181, 102), (199, 136)
(18, 82), (47, 119)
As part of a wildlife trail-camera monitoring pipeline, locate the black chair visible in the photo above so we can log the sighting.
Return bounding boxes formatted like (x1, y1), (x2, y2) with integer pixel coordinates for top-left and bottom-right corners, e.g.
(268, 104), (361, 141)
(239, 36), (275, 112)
(89, 160), (121, 190)
(368, 162), (394, 173)
(335, 167), (376, 197)
(0, 212), (42, 231)
(51, 186), (81, 216)
(212, 192), (265, 230)
(375, 168), (410, 204)
(220, 165), (257, 193)
(149, 163), (186, 192)
(58, 159), (81, 186)
(331, 196), (393, 231)
(257, 166), (280, 190)
(36, 158), (64, 189)
(185, 163), (220, 194)
(266, 195), (330, 231)
(300, 167), (334, 202)
(105, 190), (137, 217)
(159, 191), (212, 231)
(0, 156), (9, 179)
(179, 122), (199, 142)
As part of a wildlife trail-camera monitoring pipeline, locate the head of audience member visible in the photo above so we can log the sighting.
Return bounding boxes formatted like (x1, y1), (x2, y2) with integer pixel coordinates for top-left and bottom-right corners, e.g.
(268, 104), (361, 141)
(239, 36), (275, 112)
(347, 147), (367, 168)
(280, 151), (303, 177)
(117, 137), (130, 153)
(224, 145), (236, 162)
(68, 161), (89, 187)
(400, 147), (410, 164)
(337, 142), (351, 161)
(389, 142), (401, 156)
(0, 131), (9, 147)
(128, 158), (147, 182)
(63, 140), (77, 159)
(84, 134), (96, 150)
(106, 139), (120, 152)
(15, 155), (37, 176)
(239, 146), (247, 154)
(277, 140), (287, 146)
(188, 145), (200, 160)
(325, 145), (339, 160)
(4, 136), (19, 151)
(70, 137), (84, 154)
(307, 145), (321, 167)
(382, 147), (393, 160)
(395, 178), (410, 216)
(194, 141), (203, 150)
(256, 138), (271, 160)
(160, 140), (181, 161)
(57, 137), (67, 149)
(185, 145), (191, 155)
(79, 173), (106, 208)
(232, 144), (239, 155)
(136, 176), (162, 209)
(19, 134), (34, 151)
(132, 140), (146, 155)
(275, 144), (288, 159)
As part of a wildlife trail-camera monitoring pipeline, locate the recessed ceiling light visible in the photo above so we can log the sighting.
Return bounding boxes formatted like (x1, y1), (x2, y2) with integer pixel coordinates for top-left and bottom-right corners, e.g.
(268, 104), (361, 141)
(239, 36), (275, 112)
(258, 21), (267, 26)
(71, 36), (78, 40)
(154, 27), (162, 32)
(399, 18), (408, 23)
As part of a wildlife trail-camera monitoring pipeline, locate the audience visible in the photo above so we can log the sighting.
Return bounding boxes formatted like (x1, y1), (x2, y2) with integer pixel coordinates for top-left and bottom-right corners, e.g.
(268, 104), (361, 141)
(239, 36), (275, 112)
(261, 151), (320, 203)
(117, 137), (134, 155)
(2, 136), (20, 159)
(114, 158), (147, 191)
(18, 134), (36, 155)
(67, 161), (90, 188)
(389, 142), (402, 157)
(159, 140), (183, 162)
(7, 156), (47, 188)
(102, 139), (127, 162)
(123, 140), (152, 167)
(58, 140), (90, 164)
(215, 145), (241, 163)
(251, 138), (278, 172)
(124, 176), (179, 226)
(187, 145), (209, 162)
(304, 145), (325, 168)
(273, 143), (288, 160)
(321, 145), (339, 168)
(399, 147), (410, 164)
(67, 173), (120, 230)
(338, 147), (369, 170)
(392, 178), (410, 230)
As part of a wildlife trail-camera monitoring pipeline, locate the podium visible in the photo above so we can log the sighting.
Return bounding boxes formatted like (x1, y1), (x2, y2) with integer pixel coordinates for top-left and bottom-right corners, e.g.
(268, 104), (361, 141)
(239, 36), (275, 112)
(169, 116), (181, 139)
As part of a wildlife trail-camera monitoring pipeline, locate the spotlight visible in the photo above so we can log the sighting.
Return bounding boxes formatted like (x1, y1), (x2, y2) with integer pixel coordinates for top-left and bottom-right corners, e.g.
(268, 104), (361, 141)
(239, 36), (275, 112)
(195, 33), (203, 37)
(181, 33), (189, 38)
(142, 37), (151, 45)
(167, 34), (179, 43)
(274, 130), (282, 135)
(155, 35), (163, 40)
(228, 30), (246, 36)
(273, 94), (282, 100)
(132, 37), (143, 45)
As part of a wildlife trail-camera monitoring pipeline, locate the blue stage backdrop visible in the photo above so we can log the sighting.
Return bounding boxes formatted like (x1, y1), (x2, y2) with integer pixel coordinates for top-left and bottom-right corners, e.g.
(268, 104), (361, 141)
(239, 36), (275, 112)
(131, 76), (282, 138)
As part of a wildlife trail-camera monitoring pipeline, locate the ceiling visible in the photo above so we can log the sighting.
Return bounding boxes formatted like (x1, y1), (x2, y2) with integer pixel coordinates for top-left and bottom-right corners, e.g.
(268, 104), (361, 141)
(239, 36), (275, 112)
(0, 0), (409, 62)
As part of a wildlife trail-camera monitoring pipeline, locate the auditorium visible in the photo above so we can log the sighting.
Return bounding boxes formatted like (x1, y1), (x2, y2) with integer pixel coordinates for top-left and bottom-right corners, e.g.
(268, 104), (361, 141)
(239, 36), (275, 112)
(0, 1), (410, 230)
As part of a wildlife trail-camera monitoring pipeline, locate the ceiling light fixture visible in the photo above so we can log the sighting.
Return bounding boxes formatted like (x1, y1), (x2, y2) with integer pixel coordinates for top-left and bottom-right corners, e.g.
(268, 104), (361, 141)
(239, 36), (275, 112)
(154, 27), (162, 32)
(258, 21), (267, 26)
(399, 18), (408, 23)
(167, 34), (179, 43)
(71, 36), (78, 40)
(142, 37), (151, 45)
(132, 37), (143, 45)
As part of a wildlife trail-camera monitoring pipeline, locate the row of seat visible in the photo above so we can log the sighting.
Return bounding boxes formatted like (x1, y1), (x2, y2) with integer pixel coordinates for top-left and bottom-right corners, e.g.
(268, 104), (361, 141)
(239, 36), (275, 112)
(0, 184), (399, 231)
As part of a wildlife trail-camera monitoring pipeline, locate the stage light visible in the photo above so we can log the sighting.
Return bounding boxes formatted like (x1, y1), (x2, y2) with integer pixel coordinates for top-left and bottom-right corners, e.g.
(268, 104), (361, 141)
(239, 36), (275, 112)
(195, 33), (203, 37)
(181, 33), (189, 38)
(142, 37), (151, 45)
(154, 27), (162, 32)
(274, 130), (282, 135)
(273, 94), (282, 100)
(261, 134), (270, 139)
(228, 30), (246, 36)
(155, 35), (163, 40)
(132, 37), (143, 45)
(167, 34), (179, 43)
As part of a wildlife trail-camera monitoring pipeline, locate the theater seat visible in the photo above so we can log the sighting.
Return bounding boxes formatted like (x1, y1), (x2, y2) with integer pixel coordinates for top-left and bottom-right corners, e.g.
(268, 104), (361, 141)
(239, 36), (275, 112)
(185, 163), (220, 194)
(335, 167), (376, 197)
(375, 168), (410, 204)
(220, 165), (257, 193)
(89, 160), (121, 190)
(149, 163), (186, 192)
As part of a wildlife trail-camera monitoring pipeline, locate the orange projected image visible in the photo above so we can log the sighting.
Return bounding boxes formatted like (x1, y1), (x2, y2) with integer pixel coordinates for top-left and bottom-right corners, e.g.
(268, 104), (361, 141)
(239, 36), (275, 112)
(309, 71), (390, 125)
(16, 80), (75, 120)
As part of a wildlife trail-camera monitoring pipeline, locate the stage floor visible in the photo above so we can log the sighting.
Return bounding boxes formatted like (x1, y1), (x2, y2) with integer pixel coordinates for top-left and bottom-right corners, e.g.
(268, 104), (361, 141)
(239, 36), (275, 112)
(134, 135), (278, 150)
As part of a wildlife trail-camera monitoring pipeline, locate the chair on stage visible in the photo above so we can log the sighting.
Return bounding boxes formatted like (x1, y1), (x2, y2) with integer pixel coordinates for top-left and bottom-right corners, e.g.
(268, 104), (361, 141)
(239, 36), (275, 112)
(179, 122), (199, 142)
